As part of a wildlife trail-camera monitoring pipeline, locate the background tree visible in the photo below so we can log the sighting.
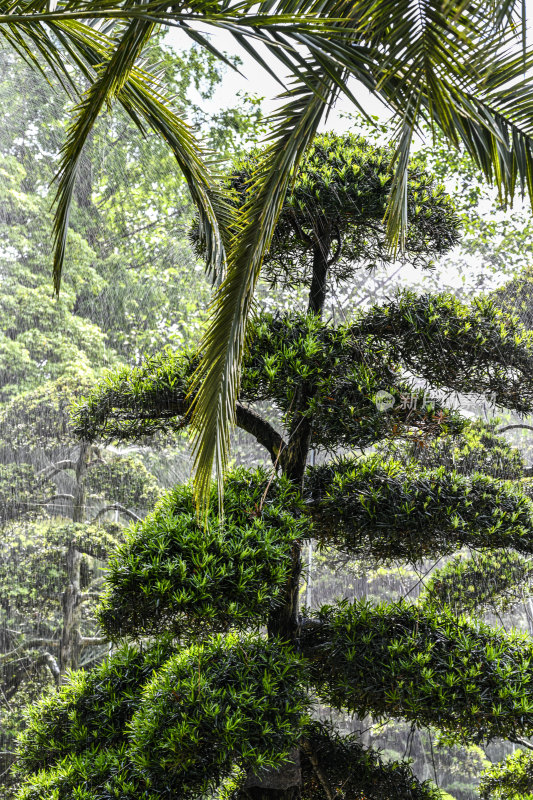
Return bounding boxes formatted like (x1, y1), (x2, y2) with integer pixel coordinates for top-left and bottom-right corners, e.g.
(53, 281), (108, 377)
(14, 133), (533, 800)
(0, 36), (266, 796)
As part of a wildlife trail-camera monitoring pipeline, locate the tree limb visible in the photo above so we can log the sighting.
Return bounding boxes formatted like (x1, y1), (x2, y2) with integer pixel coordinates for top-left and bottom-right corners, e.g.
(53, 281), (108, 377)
(80, 636), (108, 647)
(235, 403), (287, 467)
(41, 493), (75, 504)
(92, 503), (142, 523)
(301, 738), (337, 800)
(35, 652), (61, 685)
(496, 424), (533, 434)
(38, 460), (77, 479)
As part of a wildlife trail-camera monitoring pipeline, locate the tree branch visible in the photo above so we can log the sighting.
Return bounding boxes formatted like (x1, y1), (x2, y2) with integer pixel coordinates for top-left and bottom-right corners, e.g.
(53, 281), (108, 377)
(235, 404), (287, 466)
(0, 638), (59, 660)
(301, 739), (337, 800)
(41, 493), (75, 504)
(35, 652), (60, 685)
(80, 636), (108, 647)
(92, 503), (142, 524)
(497, 424), (533, 434)
(38, 460), (77, 479)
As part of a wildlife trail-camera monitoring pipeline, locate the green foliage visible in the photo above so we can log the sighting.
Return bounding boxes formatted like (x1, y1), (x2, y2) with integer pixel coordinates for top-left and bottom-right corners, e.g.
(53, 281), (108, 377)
(491, 265), (533, 332)
(129, 635), (308, 797)
(74, 290), (533, 455)
(421, 551), (533, 613)
(300, 722), (442, 800)
(384, 420), (525, 480)
(86, 455), (161, 511)
(97, 468), (306, 640)
(193, 132), (460, 287)
(0, 372), (98, 451)
(0, 521), (122, 618)
(72, 308), (465, 450)
(17, 636), (307, 800)
(479, 749), (533, 800)
(0, 464), (54, 522)
(16, 746), (160, 800)
(359, 291), (533, 414)
(302, 600), (533, 743)
(72, 347), (195, 442)
(16, 642), (175, 773)
(241, 312), (464, 451)
(306, 456), (533, 563)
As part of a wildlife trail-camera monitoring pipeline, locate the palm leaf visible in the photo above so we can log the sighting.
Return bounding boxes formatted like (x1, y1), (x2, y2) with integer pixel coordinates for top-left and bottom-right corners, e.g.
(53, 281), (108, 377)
(189, 67), (339, 512)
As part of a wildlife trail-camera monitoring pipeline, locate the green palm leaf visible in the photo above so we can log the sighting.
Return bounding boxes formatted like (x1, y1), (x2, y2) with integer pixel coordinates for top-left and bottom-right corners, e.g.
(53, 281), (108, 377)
(189, 67), (341, 511)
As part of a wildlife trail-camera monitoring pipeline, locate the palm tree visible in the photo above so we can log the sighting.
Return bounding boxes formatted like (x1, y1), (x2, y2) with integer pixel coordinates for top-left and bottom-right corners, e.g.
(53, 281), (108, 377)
(1, 0), (533, 506)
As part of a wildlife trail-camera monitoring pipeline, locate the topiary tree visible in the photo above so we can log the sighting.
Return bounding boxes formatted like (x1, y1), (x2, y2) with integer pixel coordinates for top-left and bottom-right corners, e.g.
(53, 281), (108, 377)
(15, 133), (533, 799)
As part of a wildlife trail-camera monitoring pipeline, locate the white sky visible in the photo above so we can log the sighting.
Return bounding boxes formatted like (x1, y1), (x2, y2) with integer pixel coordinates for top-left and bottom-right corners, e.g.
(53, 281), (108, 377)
(168, 25), (392, 130)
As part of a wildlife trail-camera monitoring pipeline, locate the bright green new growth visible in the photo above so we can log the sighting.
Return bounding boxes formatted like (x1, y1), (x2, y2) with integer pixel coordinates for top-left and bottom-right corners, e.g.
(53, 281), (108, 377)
(16, 642), (175, 773)
(479, 749), (533, 799)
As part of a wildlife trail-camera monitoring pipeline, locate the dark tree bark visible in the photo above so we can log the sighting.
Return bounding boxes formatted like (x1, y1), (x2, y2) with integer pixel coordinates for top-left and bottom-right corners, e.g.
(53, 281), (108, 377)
(244, 223), (333, 800)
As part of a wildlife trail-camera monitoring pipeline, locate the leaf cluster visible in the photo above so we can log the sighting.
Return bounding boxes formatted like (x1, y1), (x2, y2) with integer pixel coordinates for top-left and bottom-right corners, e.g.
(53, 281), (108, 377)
(192, 133), (461, 289)
(0, 464), (55, 523)
(358, 292), (533, 414)
(306, 456), (533, 563)
(129, 635), (307, 798)
(0, 521), (122, 616)
(479, 749), (533, 800)
(16, 636), (307, 800)
(73, 290), (533, 459)
(97, 468), (306, 640)
(302, 599), (533, 744)
(15, 641), (174, 773)
(241, 312), (465, 451)
(85, 455), (161, 511)
(421, 550), (533, 614)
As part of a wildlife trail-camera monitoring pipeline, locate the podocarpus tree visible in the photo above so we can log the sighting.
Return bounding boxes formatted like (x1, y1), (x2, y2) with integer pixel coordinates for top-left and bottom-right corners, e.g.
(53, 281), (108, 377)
(15, 133), (533, 800)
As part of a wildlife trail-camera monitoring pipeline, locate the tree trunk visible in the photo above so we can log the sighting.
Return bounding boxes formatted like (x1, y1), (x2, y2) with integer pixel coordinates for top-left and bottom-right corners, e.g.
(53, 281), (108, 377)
(59, 545), (82, 679)
(72, 443), (90, 523)
(245, 230), (332, 799)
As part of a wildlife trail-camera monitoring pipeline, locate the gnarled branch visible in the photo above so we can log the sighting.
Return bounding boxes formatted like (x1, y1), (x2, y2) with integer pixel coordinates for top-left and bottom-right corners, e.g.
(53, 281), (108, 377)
(92, 503), (142, 524)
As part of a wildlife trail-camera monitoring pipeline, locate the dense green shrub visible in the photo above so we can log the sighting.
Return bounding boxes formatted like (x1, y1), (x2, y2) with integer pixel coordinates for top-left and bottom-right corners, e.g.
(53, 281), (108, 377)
(302, 600), (533, 743)
(16, 745), (160, 800)
(128, 635), (308, 798)
(306, 457), (533, 562)
(16, 641), (175, 774)
(97, 468), (306, 640)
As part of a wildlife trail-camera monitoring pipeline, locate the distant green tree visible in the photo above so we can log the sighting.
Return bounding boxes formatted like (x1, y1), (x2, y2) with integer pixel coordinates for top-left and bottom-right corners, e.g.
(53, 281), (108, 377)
(14, 134), (533, 800)
(0, 36), (266, 794)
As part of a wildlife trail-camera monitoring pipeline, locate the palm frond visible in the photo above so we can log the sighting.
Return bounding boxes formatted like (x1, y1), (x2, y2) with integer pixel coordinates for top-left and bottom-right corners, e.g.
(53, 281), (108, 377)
(189, 67), (338, 512)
